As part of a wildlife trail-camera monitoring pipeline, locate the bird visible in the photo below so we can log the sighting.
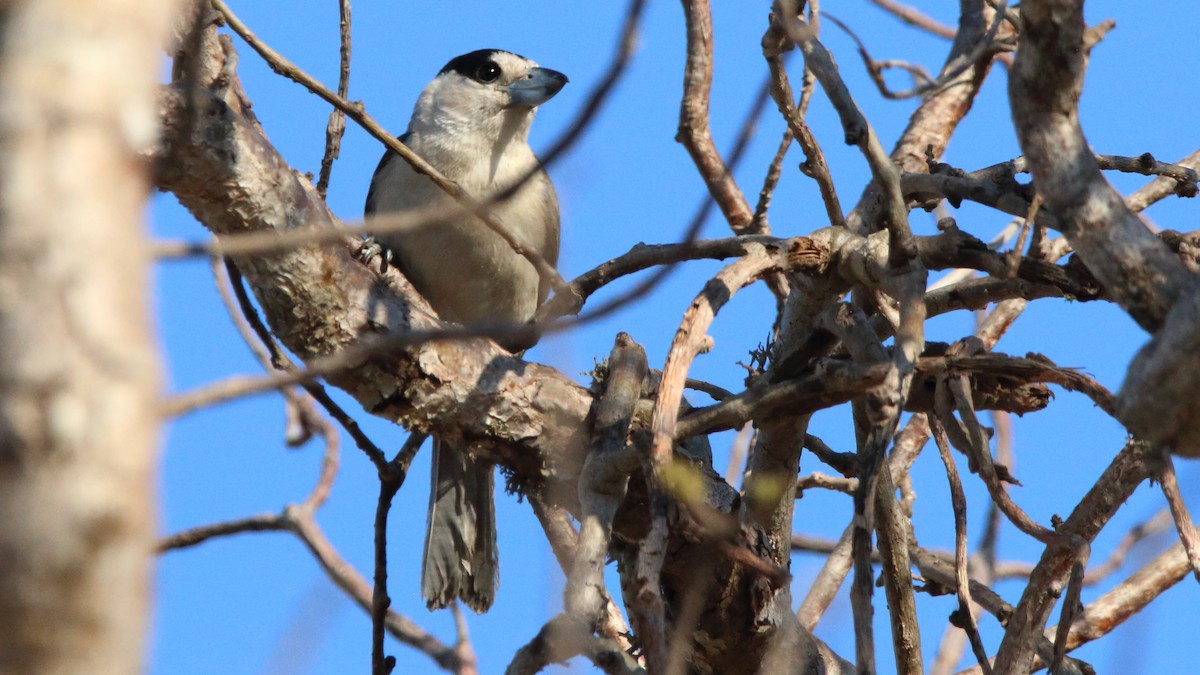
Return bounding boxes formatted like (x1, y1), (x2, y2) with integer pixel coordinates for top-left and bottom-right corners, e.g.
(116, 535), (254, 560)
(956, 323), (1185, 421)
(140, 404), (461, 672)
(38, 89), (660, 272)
(363, 49), (567, 613)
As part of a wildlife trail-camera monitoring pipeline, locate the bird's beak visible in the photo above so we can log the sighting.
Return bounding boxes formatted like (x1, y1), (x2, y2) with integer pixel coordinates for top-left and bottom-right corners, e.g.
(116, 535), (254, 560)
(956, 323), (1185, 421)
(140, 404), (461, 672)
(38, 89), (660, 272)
(506, 67), (568, 108)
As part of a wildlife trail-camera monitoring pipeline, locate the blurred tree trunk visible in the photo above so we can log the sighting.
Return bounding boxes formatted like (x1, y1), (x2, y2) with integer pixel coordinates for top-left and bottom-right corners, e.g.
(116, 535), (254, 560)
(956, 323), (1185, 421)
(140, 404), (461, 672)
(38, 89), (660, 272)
(0, 1), (172, 672)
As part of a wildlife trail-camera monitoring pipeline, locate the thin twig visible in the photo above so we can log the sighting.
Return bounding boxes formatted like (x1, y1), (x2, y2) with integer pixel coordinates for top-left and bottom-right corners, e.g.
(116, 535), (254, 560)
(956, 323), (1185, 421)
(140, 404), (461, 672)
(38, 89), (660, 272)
(677, 0), (755, 232)
(1125, 149), (1200, 212)
(971, 153), (1199, 198)
(796, 423), (934, 630)
(449, 604), (480, 675)
(824, 13), (935, 100)
(676, 359), (887, 439)
(1006, 194), (1041, 277)
(157, 513), (285, 550)
(752, 127), (794, 229)
(1031, 543), (1193, 667)
(723, 423), (754, 487)
(1083, 508), (1172, 585)
(960, 543), (1195, 675)
(535, 235), (780, 322)
(371, 431), (426, 675)
(795, 472), (857, 496)
(929, 359), (1010, 673)
(933, 348), (1087, 546)
(160, 475), (456, 670)
(775, 3), (915, 261)
(930, 416), (992, 675)
(684, 377), (734, 402)
(791, 533), (1035, 581)
(371, 480), (400, 675)
(1051, 542), (1089, 674)
(1155, 447), (1200, 584)
(990, 439), (1152, 672)
(762, 24), (844, 229)
(315, 0), (351, 198)
(913, 545), (1089, 675)
(803, 433), (859, 477)
(223, 260), (391, 471)
(868, 0), (956, 40)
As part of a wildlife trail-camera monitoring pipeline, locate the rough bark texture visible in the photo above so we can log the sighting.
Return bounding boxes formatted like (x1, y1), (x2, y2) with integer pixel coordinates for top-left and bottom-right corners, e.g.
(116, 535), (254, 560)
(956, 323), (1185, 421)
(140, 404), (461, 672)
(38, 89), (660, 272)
(1009, 0), (1191, 333)
(991, 440), (1152, 673)
(1009, 0), (1200, 456)
(0, 0), (171, 672)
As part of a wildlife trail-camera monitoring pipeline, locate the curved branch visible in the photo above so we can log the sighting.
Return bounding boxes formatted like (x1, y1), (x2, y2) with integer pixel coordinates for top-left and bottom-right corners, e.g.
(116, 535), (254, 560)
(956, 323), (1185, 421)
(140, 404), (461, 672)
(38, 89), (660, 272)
(678, 0), (755, 232)
(1008, 0), (1190, 332)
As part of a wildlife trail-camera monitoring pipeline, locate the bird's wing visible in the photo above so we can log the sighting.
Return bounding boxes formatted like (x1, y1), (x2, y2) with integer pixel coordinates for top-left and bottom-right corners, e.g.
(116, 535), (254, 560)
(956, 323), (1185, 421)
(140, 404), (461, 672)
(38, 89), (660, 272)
(363, 132), (411, 218)
(533, 165), (561, 305)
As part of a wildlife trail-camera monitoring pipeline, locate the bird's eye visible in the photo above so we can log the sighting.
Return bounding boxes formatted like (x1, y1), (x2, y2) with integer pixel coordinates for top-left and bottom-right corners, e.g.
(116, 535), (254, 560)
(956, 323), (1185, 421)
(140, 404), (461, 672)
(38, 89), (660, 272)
(476, 62), (502, 83)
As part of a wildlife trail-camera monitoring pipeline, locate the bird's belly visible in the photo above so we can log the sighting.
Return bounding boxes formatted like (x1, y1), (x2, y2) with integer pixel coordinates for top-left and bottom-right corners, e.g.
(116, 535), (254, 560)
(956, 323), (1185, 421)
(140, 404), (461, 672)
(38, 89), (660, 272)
(395, 219), (541, 326)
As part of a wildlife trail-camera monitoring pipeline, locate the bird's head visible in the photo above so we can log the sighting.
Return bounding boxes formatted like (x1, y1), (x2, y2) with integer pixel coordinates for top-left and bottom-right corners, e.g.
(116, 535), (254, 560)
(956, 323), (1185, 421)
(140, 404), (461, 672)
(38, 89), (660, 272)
(409, 49), (568, 145)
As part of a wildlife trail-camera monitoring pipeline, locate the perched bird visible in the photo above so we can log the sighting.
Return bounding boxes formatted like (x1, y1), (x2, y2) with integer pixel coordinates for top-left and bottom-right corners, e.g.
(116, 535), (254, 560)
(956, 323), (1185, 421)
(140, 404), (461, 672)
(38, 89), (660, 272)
(363, 49), (567, 613)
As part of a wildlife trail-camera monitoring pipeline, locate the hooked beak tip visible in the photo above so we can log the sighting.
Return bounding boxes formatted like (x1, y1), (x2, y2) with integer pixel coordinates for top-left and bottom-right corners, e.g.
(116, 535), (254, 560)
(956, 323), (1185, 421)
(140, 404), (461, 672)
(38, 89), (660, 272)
(507, 67), (568, 108)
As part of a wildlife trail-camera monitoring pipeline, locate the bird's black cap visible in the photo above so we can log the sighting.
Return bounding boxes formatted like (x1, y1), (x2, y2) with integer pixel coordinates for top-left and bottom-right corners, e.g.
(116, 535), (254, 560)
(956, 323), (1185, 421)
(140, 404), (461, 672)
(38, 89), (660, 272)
(439, 49), (523, 77)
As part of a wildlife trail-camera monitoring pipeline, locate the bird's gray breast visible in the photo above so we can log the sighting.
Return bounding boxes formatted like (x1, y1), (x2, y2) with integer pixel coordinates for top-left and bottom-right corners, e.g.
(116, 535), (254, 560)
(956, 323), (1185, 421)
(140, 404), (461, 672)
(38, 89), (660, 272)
(365, 145), (559, 330)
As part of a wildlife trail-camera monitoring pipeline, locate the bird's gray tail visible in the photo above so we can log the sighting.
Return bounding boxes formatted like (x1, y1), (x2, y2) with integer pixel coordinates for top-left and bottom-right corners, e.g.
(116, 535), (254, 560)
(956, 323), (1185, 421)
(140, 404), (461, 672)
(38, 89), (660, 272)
(421, 438), (498, 613)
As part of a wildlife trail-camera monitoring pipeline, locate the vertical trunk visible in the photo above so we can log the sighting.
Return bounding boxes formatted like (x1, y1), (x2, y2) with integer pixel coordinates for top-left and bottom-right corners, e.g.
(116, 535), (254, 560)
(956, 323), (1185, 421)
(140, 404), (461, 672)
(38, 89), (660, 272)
(0, 1), (171, 672)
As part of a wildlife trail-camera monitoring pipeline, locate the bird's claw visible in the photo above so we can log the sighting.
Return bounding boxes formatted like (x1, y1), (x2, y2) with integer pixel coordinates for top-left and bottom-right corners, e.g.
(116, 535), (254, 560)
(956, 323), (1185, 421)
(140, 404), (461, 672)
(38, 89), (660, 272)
(356, 236), (393, 274)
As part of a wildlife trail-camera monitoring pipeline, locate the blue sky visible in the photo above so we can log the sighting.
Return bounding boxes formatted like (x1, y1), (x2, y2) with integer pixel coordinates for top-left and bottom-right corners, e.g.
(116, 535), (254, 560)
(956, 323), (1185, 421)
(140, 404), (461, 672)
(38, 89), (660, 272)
(152, 1), (1199, 673)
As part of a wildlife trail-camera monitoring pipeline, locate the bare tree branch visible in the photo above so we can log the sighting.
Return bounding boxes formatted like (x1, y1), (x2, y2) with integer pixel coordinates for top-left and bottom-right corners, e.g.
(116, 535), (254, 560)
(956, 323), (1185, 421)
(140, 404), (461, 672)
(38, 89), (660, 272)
(161, 498), (462, 670)
(868, 0), (956, 40)
(992, 439), (1151, 673)
(930, 417), (992, 674)
(678, 0), (756, 232)
(1009, 0), (1191, 333)
(1154, 448), (1200, 584)
(849, 0), (1005, 229)
(775, 5), (917, 265)
(315, 0), (352, 198)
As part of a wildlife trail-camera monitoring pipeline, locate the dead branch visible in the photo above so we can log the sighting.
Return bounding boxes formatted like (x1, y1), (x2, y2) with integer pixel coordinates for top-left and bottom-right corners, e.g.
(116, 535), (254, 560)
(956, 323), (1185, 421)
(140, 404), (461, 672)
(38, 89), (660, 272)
(1010, 0), (1190, 332)
(848, 0), (1005, 229)
(930, 417), (992, 674)
(775, 4), (916, 265)
(314, 0), (351, 198)
(991, 439), (1151, 672)
(160, 484), (461, 671)
(678, 0), (756, 232)
(1154, 448), (1200, 584)
(509, 334), (647, 674)
(762, 23), (844, 229)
